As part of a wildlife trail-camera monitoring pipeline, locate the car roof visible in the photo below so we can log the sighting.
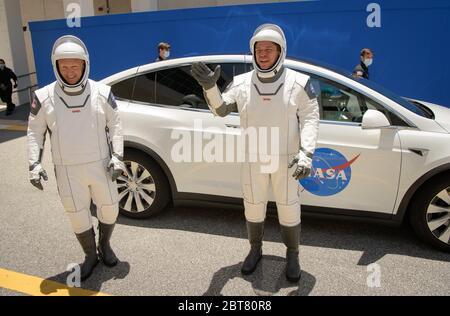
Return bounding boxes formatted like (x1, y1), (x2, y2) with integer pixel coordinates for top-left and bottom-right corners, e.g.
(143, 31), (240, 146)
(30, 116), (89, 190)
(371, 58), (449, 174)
(100, 53), (406, 113)
(102, 54), (444, 131)
(101, 54), (354, 83)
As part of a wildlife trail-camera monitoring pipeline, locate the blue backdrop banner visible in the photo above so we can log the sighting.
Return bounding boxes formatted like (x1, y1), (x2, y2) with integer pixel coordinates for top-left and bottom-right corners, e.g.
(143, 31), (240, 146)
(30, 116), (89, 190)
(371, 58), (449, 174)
(30, 0), (450, 107)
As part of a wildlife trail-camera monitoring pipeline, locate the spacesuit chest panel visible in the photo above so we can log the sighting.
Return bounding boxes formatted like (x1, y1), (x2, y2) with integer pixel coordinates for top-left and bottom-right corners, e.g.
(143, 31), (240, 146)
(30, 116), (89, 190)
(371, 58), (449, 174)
(46, 81), (108, 165)
(238, 70), (299, 157)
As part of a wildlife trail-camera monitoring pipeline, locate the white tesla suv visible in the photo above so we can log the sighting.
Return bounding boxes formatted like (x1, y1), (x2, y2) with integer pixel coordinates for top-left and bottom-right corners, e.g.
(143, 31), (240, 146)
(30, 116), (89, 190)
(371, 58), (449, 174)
(101, 55), (450, 252)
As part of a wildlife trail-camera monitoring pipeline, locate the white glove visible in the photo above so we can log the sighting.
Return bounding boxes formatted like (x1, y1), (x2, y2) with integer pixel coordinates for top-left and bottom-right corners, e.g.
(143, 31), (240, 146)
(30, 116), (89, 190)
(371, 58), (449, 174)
(191, 62), (221, 90)
(288, 151), (313, 180)
(107, 155), (126, 182)
(29, 164), (48, 190)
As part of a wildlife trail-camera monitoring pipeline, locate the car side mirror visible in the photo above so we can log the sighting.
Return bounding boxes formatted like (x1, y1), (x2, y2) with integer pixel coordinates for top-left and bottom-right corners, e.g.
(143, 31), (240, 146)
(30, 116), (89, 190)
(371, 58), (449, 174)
(361, 109), (391, 129)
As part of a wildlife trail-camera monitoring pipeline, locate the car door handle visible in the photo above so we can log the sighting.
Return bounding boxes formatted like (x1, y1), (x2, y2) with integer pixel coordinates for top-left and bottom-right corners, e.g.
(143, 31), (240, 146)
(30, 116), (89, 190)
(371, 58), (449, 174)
(408, 148), (429, 156)
(226, 124), (240, 129)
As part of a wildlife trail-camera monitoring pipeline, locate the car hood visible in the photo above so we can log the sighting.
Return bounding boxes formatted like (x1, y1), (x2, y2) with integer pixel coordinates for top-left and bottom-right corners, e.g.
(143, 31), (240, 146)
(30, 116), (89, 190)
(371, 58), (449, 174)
(407, 98), (450, 133)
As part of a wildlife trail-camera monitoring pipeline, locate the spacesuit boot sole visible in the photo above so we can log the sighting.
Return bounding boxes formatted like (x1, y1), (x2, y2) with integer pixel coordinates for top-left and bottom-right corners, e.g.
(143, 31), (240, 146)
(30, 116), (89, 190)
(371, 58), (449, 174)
(286, 269), (302, 283)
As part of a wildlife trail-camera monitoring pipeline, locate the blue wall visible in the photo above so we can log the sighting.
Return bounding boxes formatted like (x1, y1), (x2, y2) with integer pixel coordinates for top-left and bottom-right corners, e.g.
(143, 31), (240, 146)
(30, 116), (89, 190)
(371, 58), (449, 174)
(30, 0), (450, 107)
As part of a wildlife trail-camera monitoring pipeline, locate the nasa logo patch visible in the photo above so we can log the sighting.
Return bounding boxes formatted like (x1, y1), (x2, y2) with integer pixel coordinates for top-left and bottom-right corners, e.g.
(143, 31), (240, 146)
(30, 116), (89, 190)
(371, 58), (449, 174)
(300, 148), (361, 196)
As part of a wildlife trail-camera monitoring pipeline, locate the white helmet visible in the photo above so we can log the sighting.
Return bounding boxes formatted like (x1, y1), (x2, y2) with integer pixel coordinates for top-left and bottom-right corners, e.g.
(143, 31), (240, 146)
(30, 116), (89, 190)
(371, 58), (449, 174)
(249, 24), (287, 79)
(51, 35), (90, 94)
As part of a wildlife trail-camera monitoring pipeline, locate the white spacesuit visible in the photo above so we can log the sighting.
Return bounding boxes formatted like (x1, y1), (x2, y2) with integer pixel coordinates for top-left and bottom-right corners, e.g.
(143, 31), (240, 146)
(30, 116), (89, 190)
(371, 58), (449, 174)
(191, 24), (320, 282)
(27, 35), (125, 281)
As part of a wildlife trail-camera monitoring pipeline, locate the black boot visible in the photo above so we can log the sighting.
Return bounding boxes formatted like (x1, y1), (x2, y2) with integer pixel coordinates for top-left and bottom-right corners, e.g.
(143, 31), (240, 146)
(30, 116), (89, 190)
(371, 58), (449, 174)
(97, 222), (118, 267)
(241, 221), (264, 275)
(75, 227), (99, 281)
(5, 102), (14, 116)
(280, 224), (302, 283)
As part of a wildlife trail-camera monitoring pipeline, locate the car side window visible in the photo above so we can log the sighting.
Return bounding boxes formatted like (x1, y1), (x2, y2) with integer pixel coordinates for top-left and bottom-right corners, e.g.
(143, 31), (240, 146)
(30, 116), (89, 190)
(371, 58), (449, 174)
(148, 63), (246, 111)
(212, 62), (248, 113)
(365, 97), (410, 127)
(111, 77), (136, 101)
(309, 76), (366, 123)
(132, 72), (156, 104)
(287, 68), (411, 126)
(213, 63), (233, 91)
(154, 66), (205, 109)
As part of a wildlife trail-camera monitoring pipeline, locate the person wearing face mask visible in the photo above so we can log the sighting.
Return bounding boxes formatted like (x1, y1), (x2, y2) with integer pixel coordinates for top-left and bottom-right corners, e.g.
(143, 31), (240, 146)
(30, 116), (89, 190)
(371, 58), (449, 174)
(27, 35), (126, 281)
(353, 48), (373, 80)
(0, 59), (18, 116)
(156, 42), (171, 61)
(191, 24), (320, 283)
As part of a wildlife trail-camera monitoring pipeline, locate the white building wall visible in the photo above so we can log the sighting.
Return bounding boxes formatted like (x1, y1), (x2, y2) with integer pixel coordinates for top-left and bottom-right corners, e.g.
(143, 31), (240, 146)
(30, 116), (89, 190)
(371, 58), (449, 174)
(63, 0), (95, 17)
(0, 0), (30, 106)
(131, 0), (158, 12)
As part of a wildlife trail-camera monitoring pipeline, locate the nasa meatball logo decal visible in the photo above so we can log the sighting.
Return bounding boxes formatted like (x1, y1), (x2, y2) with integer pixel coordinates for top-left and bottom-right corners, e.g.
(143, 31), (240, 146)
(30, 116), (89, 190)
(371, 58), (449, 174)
(300, 148), (360, 196)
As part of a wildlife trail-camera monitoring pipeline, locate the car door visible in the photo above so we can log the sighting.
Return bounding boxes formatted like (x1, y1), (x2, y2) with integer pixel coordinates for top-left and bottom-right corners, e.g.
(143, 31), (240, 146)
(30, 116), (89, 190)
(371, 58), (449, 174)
(131, 61), (248, 198)
(289, 71), (403, 215)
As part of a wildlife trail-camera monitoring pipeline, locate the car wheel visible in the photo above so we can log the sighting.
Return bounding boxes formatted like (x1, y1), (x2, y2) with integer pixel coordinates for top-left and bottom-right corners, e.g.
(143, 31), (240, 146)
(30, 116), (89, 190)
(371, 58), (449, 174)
(117, 149), (170, 218)
(409, 175), (450, 252)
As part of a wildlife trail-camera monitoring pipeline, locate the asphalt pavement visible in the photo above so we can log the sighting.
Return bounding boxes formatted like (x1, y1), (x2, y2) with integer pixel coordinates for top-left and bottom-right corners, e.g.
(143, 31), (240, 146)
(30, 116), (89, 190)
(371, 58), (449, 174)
(0, 104), (449, 296)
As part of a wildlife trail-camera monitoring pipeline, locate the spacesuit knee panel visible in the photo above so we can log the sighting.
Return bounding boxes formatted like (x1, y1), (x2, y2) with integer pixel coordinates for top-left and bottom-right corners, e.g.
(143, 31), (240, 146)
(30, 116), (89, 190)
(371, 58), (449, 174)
(66, 208), (92, 234)
(277, 203), (301, 227)
(97, 203), (119, 225)
(244, 200), (267, 223)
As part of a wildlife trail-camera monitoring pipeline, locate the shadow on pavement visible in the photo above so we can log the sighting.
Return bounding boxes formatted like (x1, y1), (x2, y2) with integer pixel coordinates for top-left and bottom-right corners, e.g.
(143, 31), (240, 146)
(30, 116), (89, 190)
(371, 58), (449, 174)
(203, 255), (316, 296)
(40, 260), (130, 296)
(117, 205), (450, 266)
(0, 103), (29, 144)
(0, 103), (30, 121)
(0, 130), (26, 144)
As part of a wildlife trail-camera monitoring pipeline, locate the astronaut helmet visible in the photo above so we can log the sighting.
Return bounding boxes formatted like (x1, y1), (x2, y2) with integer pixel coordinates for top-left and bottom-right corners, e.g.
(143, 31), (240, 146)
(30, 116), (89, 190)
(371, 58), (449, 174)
(51, 35), (90, 94)
(249, 24), (287, 79)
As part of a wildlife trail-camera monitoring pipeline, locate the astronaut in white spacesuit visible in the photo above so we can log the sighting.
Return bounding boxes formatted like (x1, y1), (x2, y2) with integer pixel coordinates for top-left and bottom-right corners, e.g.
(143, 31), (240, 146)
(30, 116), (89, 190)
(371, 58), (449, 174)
(27, 35), (125, 281)
(191, 24), (320, 282)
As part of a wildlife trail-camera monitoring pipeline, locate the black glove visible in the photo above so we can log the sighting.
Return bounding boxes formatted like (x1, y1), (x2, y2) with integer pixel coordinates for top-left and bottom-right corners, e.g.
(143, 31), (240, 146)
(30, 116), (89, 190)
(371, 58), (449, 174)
(29, 164), (48, 190)
(107, 155), (126, 182)
(288, 154), (312, 181)
(190, 62), (221, 90)
(13, 82), (18, 89)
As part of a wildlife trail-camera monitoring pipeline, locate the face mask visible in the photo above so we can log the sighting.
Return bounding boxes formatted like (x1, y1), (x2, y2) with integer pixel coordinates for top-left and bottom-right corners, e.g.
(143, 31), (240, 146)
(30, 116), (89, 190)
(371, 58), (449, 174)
(0, 64), (5, 70)
(163, 51), (170, 59)
(364, 58), (373, 67)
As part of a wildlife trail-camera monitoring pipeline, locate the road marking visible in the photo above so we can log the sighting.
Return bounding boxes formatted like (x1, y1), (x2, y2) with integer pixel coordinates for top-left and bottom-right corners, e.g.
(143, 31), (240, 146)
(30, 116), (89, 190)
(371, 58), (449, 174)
(0, 268), (110, 296)
(0, 124), (27, 131)
(0, 120), (28, 132)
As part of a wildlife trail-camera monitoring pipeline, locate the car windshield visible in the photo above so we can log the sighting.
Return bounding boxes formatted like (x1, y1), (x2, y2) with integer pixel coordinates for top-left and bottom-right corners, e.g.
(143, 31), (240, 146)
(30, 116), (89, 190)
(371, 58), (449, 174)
(287, 56), (432, 119)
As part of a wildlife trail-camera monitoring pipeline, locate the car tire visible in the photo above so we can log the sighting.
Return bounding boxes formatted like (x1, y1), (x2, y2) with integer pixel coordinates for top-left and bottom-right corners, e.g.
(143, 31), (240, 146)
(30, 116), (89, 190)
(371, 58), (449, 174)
(409, 175), (450, 252)
(117, 149), (170, 219)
